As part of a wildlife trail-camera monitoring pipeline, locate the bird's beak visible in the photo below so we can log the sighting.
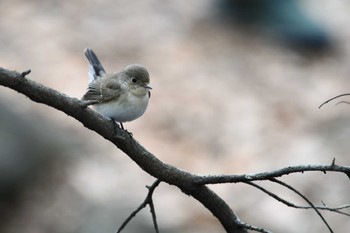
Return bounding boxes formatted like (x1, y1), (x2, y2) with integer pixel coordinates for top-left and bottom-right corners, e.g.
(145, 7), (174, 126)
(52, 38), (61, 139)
(144, 84), (152, 90)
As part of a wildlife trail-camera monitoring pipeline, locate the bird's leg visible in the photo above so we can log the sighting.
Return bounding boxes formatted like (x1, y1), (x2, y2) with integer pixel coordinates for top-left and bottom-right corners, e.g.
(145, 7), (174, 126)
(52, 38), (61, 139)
(120, 122), (133, 137)
(119, 122), (133, 137)
(110, 118), (120, 134)
(110, 119), (133, 137)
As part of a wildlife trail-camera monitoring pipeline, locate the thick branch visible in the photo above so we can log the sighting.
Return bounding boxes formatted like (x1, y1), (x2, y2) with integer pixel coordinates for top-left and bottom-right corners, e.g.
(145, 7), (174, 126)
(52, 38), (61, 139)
(0, 67), (246, 232)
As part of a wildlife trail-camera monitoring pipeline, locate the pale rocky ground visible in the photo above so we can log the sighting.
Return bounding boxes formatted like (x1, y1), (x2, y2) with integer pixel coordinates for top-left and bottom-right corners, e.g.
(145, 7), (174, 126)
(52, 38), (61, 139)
(0, 1), (349, 233)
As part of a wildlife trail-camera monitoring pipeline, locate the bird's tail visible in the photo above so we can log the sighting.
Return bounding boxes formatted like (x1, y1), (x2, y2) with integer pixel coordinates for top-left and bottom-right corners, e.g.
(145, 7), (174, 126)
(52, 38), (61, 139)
(84, 48), (106, 83)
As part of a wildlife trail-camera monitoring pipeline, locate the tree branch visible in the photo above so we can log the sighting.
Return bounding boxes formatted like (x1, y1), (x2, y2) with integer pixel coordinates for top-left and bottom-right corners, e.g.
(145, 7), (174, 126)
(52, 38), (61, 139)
(194, 162), (350, 185)
(0, 67), (247, 232)
(1, 67), (349, 232)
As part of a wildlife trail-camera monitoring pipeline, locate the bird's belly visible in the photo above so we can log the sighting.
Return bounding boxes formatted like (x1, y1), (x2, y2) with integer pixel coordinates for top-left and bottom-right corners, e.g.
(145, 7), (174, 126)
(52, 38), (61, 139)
(94, 94), (149, 122)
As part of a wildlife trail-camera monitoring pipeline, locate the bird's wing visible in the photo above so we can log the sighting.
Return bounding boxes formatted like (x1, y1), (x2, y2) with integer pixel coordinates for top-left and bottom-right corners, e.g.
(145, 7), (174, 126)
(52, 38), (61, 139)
(82, 74), (123, 102)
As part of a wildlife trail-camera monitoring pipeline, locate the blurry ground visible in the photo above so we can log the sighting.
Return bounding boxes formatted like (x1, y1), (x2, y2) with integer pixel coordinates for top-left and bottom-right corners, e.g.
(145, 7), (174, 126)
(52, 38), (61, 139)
(0, 0), (350, 232)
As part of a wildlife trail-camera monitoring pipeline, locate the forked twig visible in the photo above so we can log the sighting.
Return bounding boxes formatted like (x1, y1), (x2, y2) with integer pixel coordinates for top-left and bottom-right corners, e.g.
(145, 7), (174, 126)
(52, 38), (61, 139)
(269, 178), (334, 233)
(245, 181), (350, 216)
(117, 179), (161, 233)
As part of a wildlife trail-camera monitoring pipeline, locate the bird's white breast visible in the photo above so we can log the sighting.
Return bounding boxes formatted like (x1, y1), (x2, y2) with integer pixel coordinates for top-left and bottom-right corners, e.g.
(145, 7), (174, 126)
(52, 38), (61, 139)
(93, 91), (149, 122)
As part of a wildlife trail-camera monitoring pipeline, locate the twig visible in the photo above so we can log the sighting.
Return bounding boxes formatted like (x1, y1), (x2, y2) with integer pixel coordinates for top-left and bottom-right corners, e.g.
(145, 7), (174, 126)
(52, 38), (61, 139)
(245, 181), (308, 208)
(236, 220), (273, 233)
(117, 179), (161, 233)
(319, 93), (350, 108)
(245, 181), (350, 216)
(335, 101), (350, 106)
(194, 163), (350, 185)
(21, 69), (31, 77)
(148, 185), (159, 232)
(316, 204), (350, 217)
(269, 178), (333, 233)
(331, 158), (336, 167)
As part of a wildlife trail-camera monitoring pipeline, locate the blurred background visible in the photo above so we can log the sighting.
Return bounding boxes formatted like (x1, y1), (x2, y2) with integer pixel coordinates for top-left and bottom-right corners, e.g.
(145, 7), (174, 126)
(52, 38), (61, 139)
(0, 0), (350, 232)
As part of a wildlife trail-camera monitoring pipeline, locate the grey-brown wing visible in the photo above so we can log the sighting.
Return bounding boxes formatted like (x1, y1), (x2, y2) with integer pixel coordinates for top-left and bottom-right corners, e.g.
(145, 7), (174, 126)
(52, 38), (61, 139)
(82, 75), (123, 102)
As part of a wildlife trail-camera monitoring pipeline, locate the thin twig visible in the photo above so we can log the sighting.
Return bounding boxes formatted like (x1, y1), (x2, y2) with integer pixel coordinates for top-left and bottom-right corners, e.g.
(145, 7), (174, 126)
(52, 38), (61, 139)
(245, 181), (350, 216)
(269, 178), (334, 233)
(335, 101), (350, 106)
(319, 93), (350, 108)
(236, 220), (273, 233)
(315, 204), (350, 217)
(148, 191), (159, 232)
(194, 163), (350, 185)
(117, 179), (161, 233)
(245, 181), (306, 208)
(21, 69), (31, 77)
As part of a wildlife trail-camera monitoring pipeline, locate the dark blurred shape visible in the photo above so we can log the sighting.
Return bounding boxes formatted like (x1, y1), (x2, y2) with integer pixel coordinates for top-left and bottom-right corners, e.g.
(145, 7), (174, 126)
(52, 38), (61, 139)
(0, 101), (66, 229)
(0, 100), (163, 233)
(219, 0), (332, 51)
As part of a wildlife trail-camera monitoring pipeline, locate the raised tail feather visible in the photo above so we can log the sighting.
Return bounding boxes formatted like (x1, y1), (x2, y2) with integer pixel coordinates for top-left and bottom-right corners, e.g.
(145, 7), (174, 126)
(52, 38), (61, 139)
(84, 48), (106, 82)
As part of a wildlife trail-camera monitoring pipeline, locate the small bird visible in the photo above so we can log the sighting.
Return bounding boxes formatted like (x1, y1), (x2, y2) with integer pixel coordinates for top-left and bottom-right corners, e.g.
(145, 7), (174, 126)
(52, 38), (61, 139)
(82, 48), (151, 130)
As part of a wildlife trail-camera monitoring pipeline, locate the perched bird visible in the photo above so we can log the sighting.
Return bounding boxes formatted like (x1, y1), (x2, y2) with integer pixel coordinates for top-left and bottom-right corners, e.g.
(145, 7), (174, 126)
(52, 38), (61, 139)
(82, 48), (151, 130)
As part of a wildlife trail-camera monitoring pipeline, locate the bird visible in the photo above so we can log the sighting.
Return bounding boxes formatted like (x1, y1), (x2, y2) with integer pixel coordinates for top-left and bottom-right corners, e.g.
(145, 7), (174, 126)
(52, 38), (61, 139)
(82, 48), (151, 130)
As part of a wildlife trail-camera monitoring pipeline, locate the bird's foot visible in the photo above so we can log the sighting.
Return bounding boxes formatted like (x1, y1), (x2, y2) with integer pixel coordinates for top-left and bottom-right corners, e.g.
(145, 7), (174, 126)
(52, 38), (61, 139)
(111, 119), (133, 137)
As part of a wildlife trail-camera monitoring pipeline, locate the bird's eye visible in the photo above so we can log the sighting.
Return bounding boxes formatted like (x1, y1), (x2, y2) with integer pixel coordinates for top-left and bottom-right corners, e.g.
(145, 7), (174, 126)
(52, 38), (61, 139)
(131, 78), (137, 83)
